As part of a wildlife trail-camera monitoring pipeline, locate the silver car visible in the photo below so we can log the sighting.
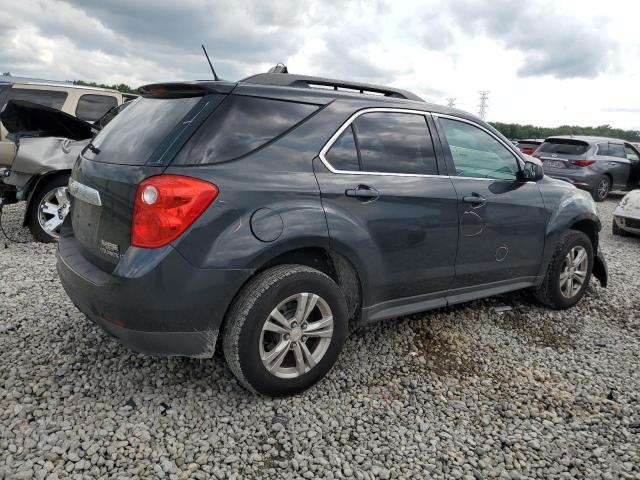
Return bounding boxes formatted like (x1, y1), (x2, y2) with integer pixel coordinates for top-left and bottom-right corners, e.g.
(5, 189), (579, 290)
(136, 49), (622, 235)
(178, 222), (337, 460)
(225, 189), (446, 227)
(533, 136), (640, 201)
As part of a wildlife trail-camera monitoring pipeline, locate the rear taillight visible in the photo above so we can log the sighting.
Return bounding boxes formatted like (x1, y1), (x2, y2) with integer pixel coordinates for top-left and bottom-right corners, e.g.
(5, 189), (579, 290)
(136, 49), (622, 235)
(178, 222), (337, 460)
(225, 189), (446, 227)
(131, 175), (218, 248)
(570, 160), (596, 167)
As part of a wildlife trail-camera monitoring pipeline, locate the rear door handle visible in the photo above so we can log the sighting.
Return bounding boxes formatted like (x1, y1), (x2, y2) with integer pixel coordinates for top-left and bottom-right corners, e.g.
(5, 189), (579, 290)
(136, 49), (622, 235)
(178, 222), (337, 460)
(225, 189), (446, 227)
(345, 185), (380, 201)
(462, 194), (486, 206)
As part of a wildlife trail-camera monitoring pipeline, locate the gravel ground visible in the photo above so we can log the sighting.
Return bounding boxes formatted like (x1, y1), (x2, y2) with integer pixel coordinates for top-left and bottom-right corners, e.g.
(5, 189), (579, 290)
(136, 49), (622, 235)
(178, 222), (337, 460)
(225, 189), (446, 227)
(0, 197), (638, 480)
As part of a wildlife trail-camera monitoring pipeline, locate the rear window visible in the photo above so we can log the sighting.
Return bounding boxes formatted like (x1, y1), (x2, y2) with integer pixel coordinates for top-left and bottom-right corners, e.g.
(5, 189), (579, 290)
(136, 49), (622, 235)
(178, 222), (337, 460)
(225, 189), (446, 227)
(537, 139), (589, 155)
(85, 96), (200, 165)
(174, 95), (318, 165)
(76, 94), (118, 122)
(4, 87), (68, 110)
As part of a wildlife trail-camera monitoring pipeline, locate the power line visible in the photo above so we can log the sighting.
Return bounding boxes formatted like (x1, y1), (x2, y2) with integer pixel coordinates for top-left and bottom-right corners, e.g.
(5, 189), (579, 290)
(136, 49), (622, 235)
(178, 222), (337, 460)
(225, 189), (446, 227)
(478, 91), (490, 120)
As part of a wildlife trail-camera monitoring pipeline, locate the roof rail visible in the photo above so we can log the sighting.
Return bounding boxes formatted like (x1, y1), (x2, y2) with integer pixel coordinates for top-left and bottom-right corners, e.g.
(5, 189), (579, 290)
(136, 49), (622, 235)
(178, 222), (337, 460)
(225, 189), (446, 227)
(240, 73), (423, 102)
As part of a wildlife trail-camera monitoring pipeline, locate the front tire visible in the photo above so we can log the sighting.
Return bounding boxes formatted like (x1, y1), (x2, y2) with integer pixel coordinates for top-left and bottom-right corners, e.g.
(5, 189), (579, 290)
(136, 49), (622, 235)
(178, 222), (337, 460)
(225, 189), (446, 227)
(592, 175), (611, 202)
(27, 174), (71, 243)
(222, 265), (348, 397)
(535, 230), (593, 309)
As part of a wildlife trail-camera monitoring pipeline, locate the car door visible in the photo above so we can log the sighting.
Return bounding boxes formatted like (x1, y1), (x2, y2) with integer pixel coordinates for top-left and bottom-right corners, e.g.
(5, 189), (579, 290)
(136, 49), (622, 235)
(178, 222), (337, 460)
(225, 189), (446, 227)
(433, 115), (547, 298)
(624, 143), (640, 188)
(602, 142), (631, 189)
(313, 109), (459, 318)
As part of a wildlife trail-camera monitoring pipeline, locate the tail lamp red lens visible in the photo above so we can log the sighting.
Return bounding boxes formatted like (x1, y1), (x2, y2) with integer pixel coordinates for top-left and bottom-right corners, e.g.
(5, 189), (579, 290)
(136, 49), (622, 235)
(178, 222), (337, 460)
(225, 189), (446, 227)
(131, 175), (218, 248)
(570, 160), (596, 167)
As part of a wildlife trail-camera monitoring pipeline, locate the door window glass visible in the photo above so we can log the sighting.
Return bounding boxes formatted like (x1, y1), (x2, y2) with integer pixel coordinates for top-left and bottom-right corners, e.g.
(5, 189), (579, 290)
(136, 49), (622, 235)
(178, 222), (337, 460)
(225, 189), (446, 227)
(625, 146), (640, 162)
(608, 143), (626, 159)
(596, 143), (610, 156)
(5, 88), (68, 110)
(439, 118), (519, 180)
(325, 125), (359, 171)
(76, 94), (118, 122)
(351, 112), (438, 175)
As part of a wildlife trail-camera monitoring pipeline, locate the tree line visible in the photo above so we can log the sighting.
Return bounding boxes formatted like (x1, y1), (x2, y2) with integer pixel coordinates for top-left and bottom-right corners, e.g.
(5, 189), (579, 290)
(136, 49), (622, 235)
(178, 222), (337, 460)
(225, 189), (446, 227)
(491, 121), (640, 142)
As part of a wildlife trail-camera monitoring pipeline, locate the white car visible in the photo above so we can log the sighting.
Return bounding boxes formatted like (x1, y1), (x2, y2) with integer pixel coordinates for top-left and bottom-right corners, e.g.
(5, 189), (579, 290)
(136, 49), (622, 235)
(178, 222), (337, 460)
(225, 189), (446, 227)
(612, 190), (640, 236)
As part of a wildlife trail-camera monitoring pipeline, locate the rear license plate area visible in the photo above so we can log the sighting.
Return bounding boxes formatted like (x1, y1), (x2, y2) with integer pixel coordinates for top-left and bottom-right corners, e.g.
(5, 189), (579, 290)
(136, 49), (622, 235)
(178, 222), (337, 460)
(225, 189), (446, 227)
(542, 160), (566, 169)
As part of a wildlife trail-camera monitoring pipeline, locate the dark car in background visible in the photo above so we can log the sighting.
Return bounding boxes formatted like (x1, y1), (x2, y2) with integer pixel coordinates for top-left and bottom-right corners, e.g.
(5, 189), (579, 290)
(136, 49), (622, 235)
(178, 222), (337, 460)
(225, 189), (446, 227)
(56, 71), (607, 396)
(515, 139), (543, 156)
(532, 136), (640, 201)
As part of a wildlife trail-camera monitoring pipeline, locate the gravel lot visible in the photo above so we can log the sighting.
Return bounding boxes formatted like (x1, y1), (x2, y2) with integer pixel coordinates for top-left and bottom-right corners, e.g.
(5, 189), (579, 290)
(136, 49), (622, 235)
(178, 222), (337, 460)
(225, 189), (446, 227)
(1, 197), (638, 480)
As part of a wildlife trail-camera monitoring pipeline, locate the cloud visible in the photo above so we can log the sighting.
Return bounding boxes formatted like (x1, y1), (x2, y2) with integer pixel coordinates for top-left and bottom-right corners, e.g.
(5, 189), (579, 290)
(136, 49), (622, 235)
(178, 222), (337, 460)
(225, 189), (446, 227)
(447, 0), (618, 79)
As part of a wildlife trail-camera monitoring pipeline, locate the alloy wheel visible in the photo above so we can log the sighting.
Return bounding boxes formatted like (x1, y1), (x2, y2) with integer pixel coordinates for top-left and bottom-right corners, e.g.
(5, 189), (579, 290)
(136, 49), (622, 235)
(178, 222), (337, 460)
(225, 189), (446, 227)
(38, 186), (70, 238)
(597, 178), (610, 200)
(259, 293), (334, 379)
(559, 246), (588, 298)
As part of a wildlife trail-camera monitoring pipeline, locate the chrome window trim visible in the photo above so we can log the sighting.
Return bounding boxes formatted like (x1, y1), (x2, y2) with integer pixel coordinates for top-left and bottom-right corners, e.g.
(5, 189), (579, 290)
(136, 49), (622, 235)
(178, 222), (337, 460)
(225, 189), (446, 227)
(318, 107), (524, 181)
(318, 107), (444, 179)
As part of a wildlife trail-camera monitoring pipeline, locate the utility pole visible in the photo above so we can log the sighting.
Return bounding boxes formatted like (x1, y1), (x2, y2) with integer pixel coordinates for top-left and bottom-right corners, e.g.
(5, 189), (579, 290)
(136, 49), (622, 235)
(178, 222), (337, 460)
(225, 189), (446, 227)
(446, 97), (457, 108)
(478, 91), (490, 120)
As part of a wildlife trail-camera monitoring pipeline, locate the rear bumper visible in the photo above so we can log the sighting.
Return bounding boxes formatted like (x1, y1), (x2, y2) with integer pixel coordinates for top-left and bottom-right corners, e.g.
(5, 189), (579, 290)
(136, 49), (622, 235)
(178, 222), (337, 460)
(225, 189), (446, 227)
(56, 232), (252, 357)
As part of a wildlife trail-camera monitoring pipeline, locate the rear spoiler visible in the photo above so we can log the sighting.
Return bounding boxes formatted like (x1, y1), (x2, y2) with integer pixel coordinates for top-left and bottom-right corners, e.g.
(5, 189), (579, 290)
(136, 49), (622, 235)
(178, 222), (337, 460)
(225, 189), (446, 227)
(139, 81), (236, 99)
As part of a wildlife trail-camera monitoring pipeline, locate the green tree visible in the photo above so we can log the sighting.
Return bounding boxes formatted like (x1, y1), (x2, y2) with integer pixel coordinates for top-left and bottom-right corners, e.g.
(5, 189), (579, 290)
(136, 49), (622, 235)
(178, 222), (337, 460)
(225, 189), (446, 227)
(72, 80), (138, 95)
(491, 122), (640, 142)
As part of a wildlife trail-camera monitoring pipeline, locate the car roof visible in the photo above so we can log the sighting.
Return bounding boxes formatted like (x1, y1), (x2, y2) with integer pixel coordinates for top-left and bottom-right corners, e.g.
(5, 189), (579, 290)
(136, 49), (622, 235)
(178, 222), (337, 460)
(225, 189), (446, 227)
(545, 135), (626, 144)
(0, 75), (121, 94)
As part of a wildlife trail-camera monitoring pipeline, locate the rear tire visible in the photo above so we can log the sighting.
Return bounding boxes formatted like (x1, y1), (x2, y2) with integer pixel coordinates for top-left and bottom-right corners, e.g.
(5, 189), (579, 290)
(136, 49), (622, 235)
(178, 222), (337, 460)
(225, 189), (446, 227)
(27, 174), (71, 243)
(535, 230), (593, 309)
(222, 265), (348, 397)
(591, 175), (611, 202)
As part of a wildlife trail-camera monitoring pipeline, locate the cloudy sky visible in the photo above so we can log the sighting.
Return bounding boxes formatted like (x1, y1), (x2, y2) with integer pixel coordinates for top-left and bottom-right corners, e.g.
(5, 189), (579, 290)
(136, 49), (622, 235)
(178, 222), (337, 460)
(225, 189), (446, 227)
(2, 0), (639, 129)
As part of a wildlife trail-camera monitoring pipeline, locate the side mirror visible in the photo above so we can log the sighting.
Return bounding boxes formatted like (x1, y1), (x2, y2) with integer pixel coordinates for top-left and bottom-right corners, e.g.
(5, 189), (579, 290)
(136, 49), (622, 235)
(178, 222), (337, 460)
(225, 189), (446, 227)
(520, 157), (544, 182)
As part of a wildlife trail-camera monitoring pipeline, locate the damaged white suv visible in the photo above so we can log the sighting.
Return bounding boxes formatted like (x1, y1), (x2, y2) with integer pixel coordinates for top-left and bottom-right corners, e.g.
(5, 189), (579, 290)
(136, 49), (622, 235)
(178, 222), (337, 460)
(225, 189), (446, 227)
(613, 190), (640, 237)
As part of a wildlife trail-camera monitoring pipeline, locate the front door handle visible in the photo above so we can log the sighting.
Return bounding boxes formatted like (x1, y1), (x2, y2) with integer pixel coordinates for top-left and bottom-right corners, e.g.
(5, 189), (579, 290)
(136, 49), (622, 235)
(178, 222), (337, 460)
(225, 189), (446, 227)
(462, 194), (486, 207)
(345, 185), (380, 201)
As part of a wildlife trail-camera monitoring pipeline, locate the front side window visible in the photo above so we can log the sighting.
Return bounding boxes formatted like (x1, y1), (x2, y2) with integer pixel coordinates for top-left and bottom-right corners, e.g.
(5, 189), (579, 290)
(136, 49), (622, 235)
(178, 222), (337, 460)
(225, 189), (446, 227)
(76, 94), (118, 122)
(5, 88), (68, 110)
(351, 112), (438, 175)
(439, 118), (519, 180)
(625, 145), (640, 162)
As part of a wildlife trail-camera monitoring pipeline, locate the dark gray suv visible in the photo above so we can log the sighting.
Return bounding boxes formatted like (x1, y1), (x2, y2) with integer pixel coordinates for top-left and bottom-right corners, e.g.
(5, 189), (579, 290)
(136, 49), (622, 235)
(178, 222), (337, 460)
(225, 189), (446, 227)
(533, 136), (640, 201)
(57, 72), (608, 396)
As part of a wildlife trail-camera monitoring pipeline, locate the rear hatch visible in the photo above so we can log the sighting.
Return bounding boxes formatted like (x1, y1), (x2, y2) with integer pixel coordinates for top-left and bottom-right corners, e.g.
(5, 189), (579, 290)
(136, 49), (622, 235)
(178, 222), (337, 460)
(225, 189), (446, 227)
(533, 138), (592, 170)
(70, 82), (233, 270)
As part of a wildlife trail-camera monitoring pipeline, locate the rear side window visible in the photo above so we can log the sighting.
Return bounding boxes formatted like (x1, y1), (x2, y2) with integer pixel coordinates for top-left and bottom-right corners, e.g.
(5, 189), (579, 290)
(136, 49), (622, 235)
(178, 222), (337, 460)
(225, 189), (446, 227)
(538, 139), (589, 155)
(76, 94), (118, 122)
(325, 125), (359, 171)
(86, 96), (200, 165)
(175, 95), (318, 165)
(352, 112), (437, 175)
(5, 88), (68, 110)
(596, 143), (609, 156)
(608, 143), (626, 158)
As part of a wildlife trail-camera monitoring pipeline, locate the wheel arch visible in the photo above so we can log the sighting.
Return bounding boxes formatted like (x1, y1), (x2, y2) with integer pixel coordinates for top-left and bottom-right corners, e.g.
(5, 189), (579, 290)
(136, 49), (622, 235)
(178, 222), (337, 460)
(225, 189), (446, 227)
(22, 169), (71, 226)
